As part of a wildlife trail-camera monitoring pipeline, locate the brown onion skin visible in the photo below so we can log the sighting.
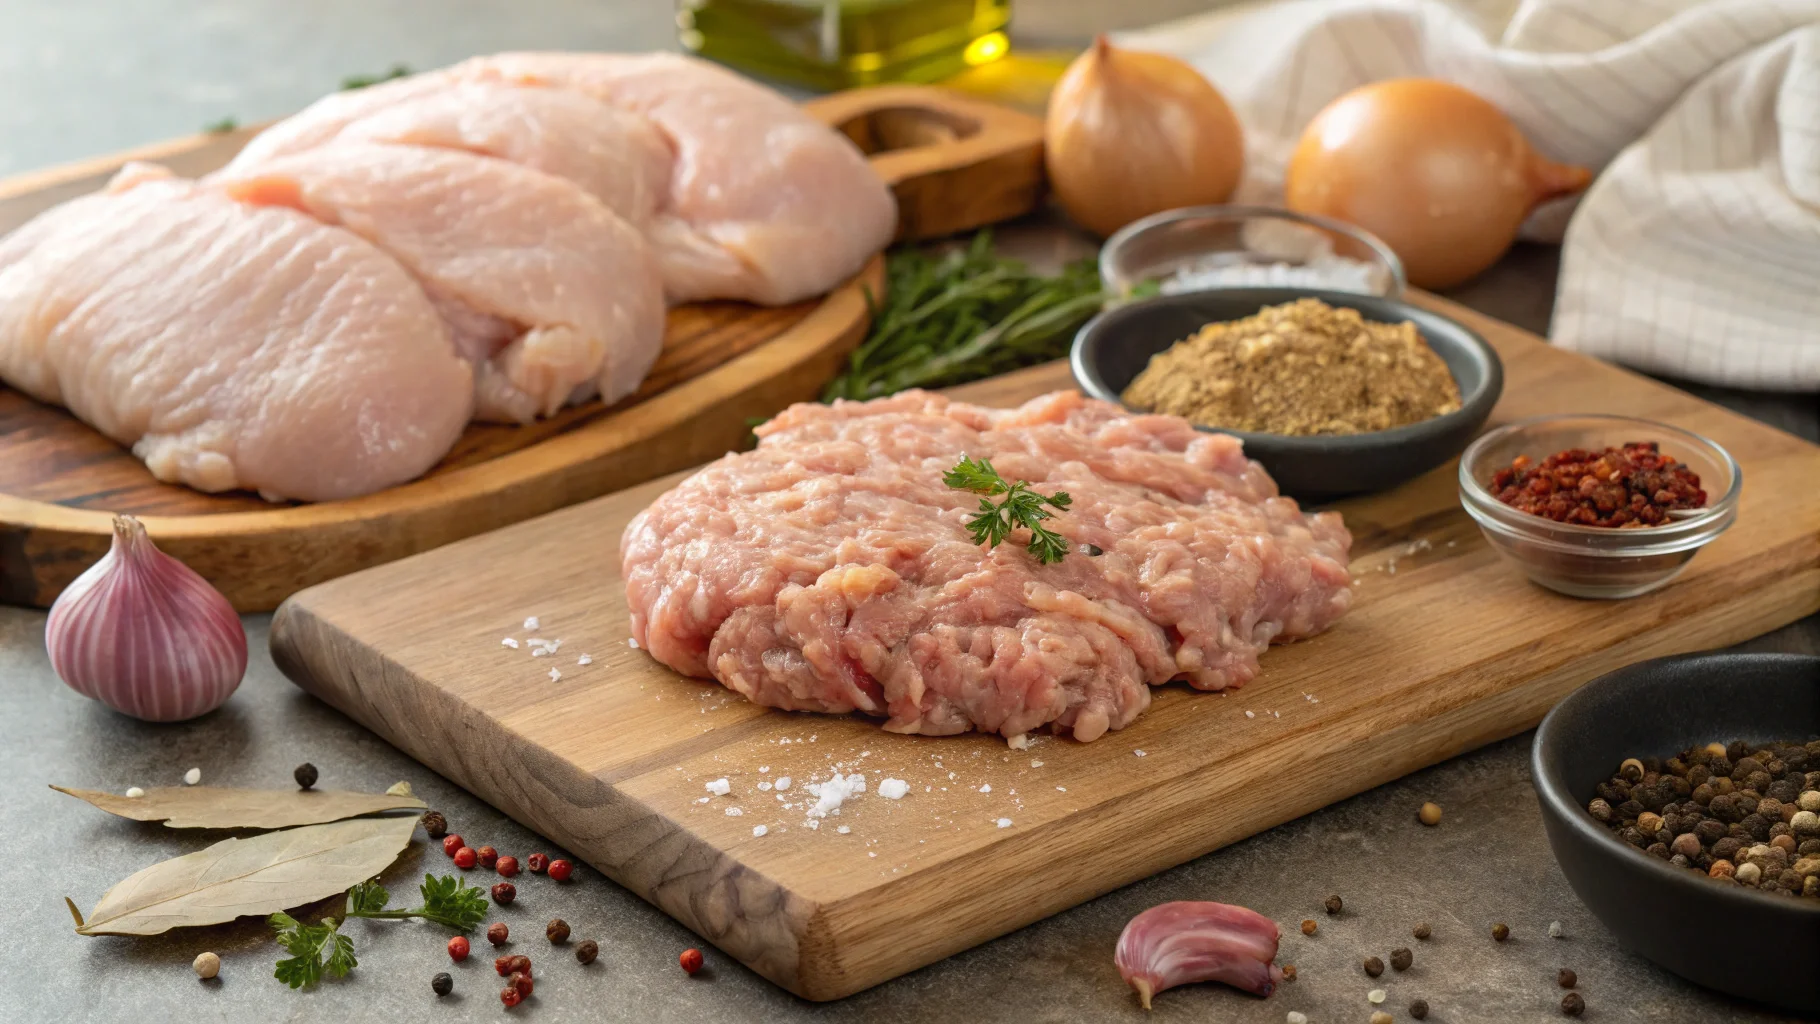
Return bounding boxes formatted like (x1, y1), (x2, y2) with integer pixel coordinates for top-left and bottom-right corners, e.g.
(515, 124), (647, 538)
(1285, 78), (1592, 289)
(1046, 36), (1245, 238)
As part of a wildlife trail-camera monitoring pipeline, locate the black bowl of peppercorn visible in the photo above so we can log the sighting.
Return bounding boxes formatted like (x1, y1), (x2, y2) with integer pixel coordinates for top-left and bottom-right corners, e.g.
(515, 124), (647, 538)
(1071, 287), (1503, 501)
(1533, 651), (1820, 1014)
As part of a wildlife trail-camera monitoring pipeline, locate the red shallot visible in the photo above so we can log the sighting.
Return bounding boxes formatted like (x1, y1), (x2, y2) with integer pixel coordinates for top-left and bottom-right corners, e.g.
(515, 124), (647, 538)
(1115, 901), (1286, 1009)
(45, 514), (246, 722)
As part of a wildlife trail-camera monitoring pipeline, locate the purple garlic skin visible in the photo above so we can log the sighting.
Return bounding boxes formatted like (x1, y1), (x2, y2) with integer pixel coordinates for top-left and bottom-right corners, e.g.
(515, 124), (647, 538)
(1115, 900), (1285, 1009)
(46, 515), (246, 722)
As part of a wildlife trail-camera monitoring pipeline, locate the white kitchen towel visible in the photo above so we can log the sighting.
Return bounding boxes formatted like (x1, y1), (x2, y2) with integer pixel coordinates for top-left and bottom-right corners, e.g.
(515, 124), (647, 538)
(1117, 0), (1820, 391)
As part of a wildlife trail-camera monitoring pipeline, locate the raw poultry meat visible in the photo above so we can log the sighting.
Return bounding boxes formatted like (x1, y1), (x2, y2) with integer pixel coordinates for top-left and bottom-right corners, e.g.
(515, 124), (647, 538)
(449, 52), (897, 304)
(621, 390), (1353, 742)
(212, 143), (665, 422)
(0, 164), (471, 502)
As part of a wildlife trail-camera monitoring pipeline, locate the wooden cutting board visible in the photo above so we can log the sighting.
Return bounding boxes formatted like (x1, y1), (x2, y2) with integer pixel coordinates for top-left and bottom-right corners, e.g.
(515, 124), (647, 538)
(270, 292), (1820, 1000)
(0, 85), (1045, 612)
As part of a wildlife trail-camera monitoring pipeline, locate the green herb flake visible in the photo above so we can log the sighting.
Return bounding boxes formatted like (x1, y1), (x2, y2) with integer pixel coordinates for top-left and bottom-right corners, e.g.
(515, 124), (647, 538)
(202, 117), (238, 134)
(340, 64), (412, 91)
(944, 455), (1072, 564)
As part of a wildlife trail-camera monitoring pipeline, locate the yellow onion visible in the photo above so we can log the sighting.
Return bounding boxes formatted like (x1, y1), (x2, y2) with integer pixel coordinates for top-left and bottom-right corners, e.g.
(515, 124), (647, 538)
(1285, 78), (1592, 289)
(1045, 37), (1245, 238)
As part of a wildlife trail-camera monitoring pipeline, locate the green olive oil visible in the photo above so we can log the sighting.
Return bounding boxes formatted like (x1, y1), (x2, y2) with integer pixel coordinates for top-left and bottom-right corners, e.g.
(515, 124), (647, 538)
(678, 0), (1012, 89)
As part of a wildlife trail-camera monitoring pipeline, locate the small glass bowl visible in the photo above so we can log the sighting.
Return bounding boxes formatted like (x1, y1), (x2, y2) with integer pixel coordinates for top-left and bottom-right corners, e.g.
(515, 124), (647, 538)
(1099, 205), (1407, 301)
(1459, 415), (1742, 599)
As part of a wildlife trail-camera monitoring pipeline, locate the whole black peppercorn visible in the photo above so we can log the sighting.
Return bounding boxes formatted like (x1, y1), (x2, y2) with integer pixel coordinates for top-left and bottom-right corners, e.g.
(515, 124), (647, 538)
(1619, 827), (1647, 848)
(431, 972), (453, 997)
(1733, 757), (1764, 782)
(1363, 956), (1385, 977)
(1646, 842), (1670, 860)
(1768, 779), (1800, 802)
(546, 918), (571, 944)
(1618, 799), (1645, 819)
(1491, 923), (1511, 942)
(1710, 756), (1734, 777)
(1736, 794), (1760, 815)
(1409, 998), (1430, 1020)
(1390, 947), (1413, 971)
(1324, 894), (1343, 915)
(293, 763), (318, 790)
(1666, 756), (1688, 777)
(1588, 798), (1613, 823)
(1726, 741), (1749, 760)
(1562, 992), (1586, 1017)
(1765, 758), (1787, 776)
(1558, 968), (1577, 988)
(1696, 819), (1727, 845)
(1800, 839), (1820, 856)
(1712, 837), (1744, 862)
(1743, 813), (1773, 841)
(420, 810), (448, 840)
(1412, 922), (1432, 940)
(1688, 764), (1711, 787)
(575, 939), (600, 965)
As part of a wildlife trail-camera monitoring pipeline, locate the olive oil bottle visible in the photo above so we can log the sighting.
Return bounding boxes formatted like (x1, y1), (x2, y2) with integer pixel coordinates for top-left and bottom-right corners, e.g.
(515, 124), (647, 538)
(678, 0), (1012, 90)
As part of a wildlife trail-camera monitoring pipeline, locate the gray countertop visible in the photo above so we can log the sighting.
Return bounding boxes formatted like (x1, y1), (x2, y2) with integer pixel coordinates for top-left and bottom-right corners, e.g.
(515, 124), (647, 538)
(2, 2), (1817, 1022)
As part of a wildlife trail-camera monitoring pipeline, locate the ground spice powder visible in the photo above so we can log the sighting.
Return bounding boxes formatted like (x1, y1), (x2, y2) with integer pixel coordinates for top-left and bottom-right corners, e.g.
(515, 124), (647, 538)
(1121, 298), (1461, 436)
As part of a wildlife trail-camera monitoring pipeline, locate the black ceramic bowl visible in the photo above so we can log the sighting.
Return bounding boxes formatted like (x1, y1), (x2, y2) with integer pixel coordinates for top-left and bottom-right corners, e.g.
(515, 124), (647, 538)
(1532, 652), (1820, 1014)
(1070, 288), (1503, 501)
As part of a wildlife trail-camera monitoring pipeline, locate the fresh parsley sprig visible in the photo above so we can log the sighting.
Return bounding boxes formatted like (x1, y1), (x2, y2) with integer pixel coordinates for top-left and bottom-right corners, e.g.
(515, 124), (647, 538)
(943, 456), (1072, 565)
(344, 874), (490, 931)
(269, 912), (356, 989)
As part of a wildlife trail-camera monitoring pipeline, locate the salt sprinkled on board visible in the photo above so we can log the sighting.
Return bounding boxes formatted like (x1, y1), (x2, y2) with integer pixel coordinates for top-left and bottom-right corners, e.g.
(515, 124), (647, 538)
(726, 806), (743, 816)
(806, 819), (821, 830)
(978, 784), (991, 794)
(867, 851), (876, 857)
(758, 766), (769, 773)
(996, 818), (1012, 828)
(806, 774), (863, 817)
(549, 667), (561, 682)
(1245, 710), (1256, 719)
(706, 778), (731, 796)
(774, 776), (792, 791)
(1007, 733), (1030, 750)
(877, 779), (909, 800)
(695, 797), (710, 804)
(577, 654), (592, 666)
(628, 638), (639, 649)
(501, 638), (520, 649)
(752, 825), (768, 837)
(1056, 786), (1067, 792)
(1134, 750), (1146, 757)
(524, 616), (540, 630)
(758, 782), (772, 792)
(837, 825), (851, 835)
(1029, 760), (1044, 768)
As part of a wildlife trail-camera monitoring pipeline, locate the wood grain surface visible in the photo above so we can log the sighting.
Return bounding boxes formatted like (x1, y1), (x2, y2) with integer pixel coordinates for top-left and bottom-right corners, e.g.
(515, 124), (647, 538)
(269, 291), (1820, 1001)
(0, 86), (1044, 612)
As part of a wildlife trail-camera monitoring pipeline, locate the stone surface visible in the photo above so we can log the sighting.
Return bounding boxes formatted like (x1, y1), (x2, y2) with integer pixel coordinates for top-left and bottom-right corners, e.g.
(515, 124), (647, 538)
(1, 2), (1817, 1022)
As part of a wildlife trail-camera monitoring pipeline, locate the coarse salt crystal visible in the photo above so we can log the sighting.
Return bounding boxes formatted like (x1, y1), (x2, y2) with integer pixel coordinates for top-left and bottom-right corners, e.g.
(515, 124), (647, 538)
(183, 768), (201, 786)
(1549, 921), (1565, 938)
(501, 637), (520, 649)
(1134, 750), (1146, 757)
(695, 796), (710, 804)
(1245, 710), (1256, 718)
(996, 818), (1012, 828)
(124, 787), (145, 798)
(1368, 989), (1386, 1004)
(706, 778), (731, 796)
(628, 638), (640, 649)
(867, 851), (876, 857)
(757, 781), (772, 792)
(978, 784), (991, 794)
(1007, 733), (1030, 750)
(877, 778), (909, 800)
(524, 616), (540, 630)
(549, 667), (561, 682)
(1056, 786), (1067, 792)
(774, 776), (791, 791)
(806, 819), (820, 830)
(1029, 760), (1044, 768)
(752, 824), (767, 837)
(577, 654), (592, 666)
(1288, 1013), (1309, 1024)
(758, 766), (769, 773)
(725, 806), (743, 816)
(837, 825), (851, 834)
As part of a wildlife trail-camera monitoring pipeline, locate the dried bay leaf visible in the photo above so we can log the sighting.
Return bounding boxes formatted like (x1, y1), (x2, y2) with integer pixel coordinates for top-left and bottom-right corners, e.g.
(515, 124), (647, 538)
(51, 784), (424, 829)
(72, 815), (417, 935)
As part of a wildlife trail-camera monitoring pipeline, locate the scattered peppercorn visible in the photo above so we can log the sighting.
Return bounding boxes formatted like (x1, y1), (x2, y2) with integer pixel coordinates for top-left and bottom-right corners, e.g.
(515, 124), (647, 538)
(1324, 894), (1343, 915)
(448, 935), (471, 962)
(488, 922), (510, 946)
(492, 882), (517, 904)
(508, 971), (533, 997)
(1491, 923), (1510, 942)
(477, 846), (500, 869)
(526, 853), (550, 874)
(1418, 802), (1443, 826)
(431, 971), (453, 996)
(1300, 919), (1318, 936)
(1558, 968), (1577, 989)
(1363, 956), (1385, 977)
(546, 919), (571, 944)
(576, 939), (599, 965)
(1412, 922), (1431, 940)
(1390, 947), (1413, 971)
(1409, 999), (1430, 1020)
(421, 810), (448, 839)
(293, 763), (318, 790)
(1281, 964), (1298, 982)
(192, 951), (220, 980)
(1562, 992), (1585, 1017)
(1370, 1013), (1393, 1024)
(500, 986), (522, 1008)
(548, 858), (574, 883)
(454, 846), (478, 870)
(680, 948), (705, 975)
(442, 834), (464, 857)
(495, 954), (531, 977)
(496, 855), (520, 877)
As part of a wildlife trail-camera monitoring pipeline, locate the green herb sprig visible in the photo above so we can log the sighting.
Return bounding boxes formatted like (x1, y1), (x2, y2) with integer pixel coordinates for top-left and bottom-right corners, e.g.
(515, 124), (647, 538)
(944, 456), (1072, 564)
(340, 64), (412, 91)
(823, 231), (1106, 402)
(344, 873), (489, 930)
(269, 912), (356, 989)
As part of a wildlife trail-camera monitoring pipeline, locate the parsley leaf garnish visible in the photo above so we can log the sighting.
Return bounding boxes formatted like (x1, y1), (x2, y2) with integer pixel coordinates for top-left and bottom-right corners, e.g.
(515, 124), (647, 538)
(269, 912), (356, 989)
(344, 873), (488, 931)
(943, 456), (1072, 565)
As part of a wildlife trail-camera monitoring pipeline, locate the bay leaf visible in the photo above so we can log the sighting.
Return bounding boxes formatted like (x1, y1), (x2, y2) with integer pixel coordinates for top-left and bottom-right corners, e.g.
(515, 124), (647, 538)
(72, 815), (417, 935)
(51, 784), (424, 829)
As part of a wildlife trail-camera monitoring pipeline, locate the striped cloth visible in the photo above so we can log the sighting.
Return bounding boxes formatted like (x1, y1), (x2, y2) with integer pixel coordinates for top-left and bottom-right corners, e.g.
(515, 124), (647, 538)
(1117, 0), (1820, 391)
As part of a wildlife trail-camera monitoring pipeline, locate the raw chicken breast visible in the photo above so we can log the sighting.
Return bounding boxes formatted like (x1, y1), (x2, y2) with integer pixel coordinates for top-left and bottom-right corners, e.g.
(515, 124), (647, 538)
(225, 78), (672, 228)
(450, 52), (897, 305)
(0, 164), (472, 502)
(212, 144), (666, 422)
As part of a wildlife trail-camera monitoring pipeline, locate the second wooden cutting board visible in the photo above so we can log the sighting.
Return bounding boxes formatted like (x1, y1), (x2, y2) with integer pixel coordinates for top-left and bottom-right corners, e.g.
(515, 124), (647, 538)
(270, 292), (1820, 1000)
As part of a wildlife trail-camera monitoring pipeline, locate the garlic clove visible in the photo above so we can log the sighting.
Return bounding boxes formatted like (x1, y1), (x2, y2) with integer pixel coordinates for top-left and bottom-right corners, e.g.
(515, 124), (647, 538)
(46, 515), (247, 722)
(1114, 900), (1286, 1008)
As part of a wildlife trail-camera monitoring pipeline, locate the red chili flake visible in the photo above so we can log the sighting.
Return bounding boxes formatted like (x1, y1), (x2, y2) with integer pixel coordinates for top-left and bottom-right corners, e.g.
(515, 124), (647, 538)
(1488, 442), (1705, 527)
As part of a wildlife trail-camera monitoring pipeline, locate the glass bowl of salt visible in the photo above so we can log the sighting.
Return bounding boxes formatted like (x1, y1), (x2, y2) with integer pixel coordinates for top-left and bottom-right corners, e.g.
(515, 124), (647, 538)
(1100, 205), (1406, 302)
